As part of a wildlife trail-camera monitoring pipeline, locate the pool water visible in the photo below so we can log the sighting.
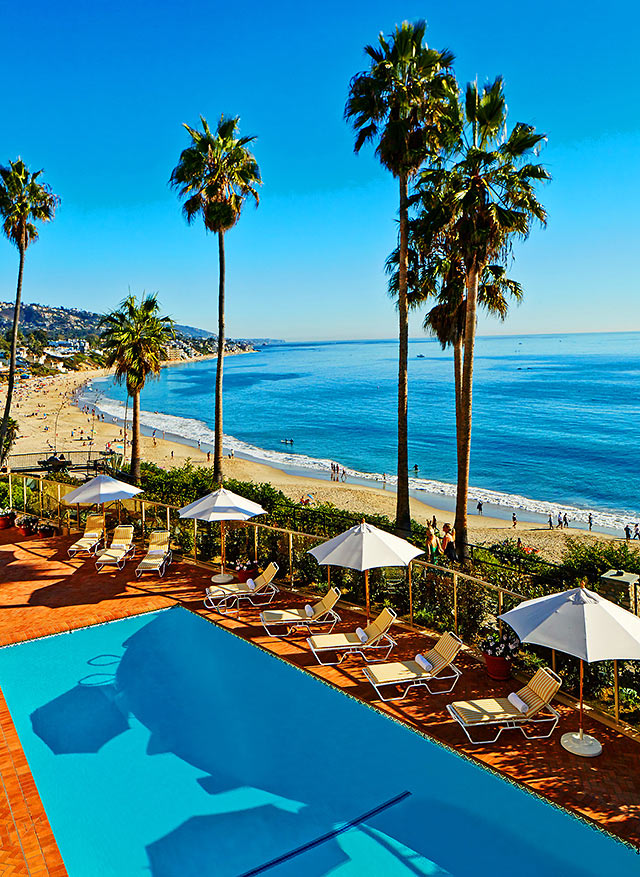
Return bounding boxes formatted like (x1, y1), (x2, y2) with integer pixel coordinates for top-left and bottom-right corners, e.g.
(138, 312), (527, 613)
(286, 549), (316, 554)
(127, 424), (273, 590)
(0, 607), (636, 876)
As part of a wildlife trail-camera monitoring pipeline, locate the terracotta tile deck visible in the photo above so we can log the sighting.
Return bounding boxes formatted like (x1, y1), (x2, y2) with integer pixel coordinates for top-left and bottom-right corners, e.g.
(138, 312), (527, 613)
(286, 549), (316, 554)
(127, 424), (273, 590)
(0, 530), (639, 874)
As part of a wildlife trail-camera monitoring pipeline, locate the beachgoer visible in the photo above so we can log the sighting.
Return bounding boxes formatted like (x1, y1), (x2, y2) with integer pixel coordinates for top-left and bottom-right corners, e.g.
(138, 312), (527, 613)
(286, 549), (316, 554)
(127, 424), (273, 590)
(477, 500), (483, 515)
(170, 450), (174, 459)
(557, 512), (563, 529)
(634, 524), (640, 540)
(341, 468), (346, 482)
(432, 515), (437, 529)
(413, 464), (419, 473)
(588, 513), (593, 531)
(624, 524), (632, 541)
(548, 514), (553, 529)
(382, 473), (386, 488)
(517, 537), (522, 550)
(563, 513), (569, 529)
(207, 451), (211, 463)
(512, 512), (517, 529)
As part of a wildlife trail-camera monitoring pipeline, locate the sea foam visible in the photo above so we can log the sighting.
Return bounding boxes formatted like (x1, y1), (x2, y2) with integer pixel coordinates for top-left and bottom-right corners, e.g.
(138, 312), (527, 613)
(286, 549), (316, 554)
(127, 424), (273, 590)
(79, 385), (638, 533)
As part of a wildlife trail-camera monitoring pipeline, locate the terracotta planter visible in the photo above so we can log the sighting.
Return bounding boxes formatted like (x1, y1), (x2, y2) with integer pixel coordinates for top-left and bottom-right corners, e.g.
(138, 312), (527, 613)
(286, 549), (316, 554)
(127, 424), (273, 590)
(483, 654), (512, 681)
(0, 516), (12, 530)
(18, 526), (34, 537)
(39, 526), (55, 538)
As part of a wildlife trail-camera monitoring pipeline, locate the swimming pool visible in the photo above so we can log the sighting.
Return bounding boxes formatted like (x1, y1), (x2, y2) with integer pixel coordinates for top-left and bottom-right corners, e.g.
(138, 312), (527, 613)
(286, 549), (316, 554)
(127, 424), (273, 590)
(0, 607), (636, 876)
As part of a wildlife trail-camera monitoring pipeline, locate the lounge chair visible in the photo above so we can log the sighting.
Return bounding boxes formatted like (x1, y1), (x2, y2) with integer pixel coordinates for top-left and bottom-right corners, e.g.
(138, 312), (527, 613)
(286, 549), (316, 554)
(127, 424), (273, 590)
(68, 514), (104, 558)
(363, 631), (463, 701)
(307, 607), (397, 666)
(95, 525), (135, 572)
(204, 562), (279, 614)
(446, 666), (562, 745)
(135, 530), (172, 578)
(260, 586), (341, 637)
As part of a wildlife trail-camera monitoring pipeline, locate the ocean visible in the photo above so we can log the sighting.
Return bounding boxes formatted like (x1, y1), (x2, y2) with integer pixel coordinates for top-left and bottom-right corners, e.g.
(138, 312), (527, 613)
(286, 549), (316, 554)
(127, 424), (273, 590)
(81, 332), (640, 533)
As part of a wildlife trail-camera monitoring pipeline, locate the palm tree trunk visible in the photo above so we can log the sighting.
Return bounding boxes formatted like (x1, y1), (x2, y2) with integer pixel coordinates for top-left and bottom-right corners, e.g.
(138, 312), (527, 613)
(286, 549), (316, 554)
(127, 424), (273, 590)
(395, 173), (411, 536)
(455, 263), (480, 560)
(213, 230), (226, 484)
(453, 335), (463, 533)
(0, 245), (25, 465)
(131, 389), (141, 484)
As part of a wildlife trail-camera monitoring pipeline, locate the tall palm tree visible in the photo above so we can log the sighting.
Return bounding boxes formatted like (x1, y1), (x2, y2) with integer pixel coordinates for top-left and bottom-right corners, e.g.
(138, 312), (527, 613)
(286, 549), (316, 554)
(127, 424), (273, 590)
(445, 77), (549, 556)
(345, 21), (458, 535)
(100, 294), (174, 484)
(169, 115), (261, 483)
(0, 159), (59, 463)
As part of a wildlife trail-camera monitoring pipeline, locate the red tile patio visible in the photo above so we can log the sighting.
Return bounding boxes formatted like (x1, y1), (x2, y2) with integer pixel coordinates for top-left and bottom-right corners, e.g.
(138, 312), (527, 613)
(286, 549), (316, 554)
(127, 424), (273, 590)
(0, 530), (638, 874)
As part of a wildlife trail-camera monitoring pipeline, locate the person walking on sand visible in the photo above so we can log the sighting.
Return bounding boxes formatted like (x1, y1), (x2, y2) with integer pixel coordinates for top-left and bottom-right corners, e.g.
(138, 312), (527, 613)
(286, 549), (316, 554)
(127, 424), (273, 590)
(634, 523), (640, 540)
(557, 512), (563, 529)
(625, 524), (632, 541)
(548, 514), (553, 529)
(512, 512), (517, 529)
(563, 513), (569, 529)
(341, 468), (346, 483)
(588, 513), (593, 531)
(477, 500), (483, 515)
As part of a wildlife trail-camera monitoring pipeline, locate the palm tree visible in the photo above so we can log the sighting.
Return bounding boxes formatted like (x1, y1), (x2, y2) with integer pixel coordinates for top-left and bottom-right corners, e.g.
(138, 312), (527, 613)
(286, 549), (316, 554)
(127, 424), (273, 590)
(169, 115), (261, 483)
(445, 77), (549, 556)
(345, 21), (458, 535)
(100, 294), (174, 484)
(0, 159), (59, 463)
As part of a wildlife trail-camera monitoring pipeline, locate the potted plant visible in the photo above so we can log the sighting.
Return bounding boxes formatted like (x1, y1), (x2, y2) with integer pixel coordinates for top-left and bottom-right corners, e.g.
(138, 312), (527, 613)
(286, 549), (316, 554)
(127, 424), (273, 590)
(480, 627), (520, 680)
(0, 508), (14, 529)
(235, 559), (259, 583)
(38, 520), (57, 538)
(15, 514), (39, 537)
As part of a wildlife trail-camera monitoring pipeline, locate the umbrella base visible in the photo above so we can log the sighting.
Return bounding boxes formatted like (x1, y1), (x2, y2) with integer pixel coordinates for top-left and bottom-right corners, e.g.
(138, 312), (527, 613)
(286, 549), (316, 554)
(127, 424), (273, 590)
(560, 731), (602, 757)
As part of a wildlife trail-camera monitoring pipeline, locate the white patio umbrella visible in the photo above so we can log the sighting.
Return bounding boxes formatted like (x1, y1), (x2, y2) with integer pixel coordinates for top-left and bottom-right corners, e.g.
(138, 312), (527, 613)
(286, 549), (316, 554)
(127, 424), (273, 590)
(62, 475), (143, 505)
(178, 488), (266, 572)
(308, 520), (423, 620)
(500, 586), (640, 757)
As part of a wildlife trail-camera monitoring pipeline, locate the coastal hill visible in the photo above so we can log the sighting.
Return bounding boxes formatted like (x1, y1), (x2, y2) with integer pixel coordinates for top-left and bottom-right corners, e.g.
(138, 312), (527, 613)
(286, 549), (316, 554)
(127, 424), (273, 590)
(0, 301), (277, 345)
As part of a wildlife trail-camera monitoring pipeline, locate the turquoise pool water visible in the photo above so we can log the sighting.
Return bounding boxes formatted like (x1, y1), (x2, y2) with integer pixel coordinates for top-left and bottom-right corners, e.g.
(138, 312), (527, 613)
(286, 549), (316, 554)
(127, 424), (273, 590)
(0, 608), (636, 876)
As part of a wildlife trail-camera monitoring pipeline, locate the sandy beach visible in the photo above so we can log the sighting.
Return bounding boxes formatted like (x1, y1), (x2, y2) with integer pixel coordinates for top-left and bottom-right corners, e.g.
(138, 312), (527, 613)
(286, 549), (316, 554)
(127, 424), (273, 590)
(3, 366), (618, 563)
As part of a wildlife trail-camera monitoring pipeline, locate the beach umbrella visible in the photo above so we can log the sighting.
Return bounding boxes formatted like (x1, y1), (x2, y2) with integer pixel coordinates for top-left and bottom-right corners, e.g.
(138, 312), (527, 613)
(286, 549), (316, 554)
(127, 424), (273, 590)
(308, 520), (423, 620)
(500, 586), (640, 757)
(62, 474), (142, 505)
(178, 488), (266, 572)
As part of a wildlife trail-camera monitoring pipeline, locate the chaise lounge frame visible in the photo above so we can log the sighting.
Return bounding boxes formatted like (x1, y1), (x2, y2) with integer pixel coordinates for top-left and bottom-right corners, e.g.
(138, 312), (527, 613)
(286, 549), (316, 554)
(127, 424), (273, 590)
(204, 562), (279, 615)
(363, 631), (463, 701)
(446, 666), (562, 745)
(260, 586), (341, 637)
(306, 607), (397, 666)
(95, 525), (135, 572)
(68, 514), (105, 558)
(135, 530), (173, 578)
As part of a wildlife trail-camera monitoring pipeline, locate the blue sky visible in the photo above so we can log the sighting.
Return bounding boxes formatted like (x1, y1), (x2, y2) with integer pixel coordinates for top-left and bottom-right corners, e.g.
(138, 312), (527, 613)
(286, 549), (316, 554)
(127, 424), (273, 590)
(1, 0), (638, 341)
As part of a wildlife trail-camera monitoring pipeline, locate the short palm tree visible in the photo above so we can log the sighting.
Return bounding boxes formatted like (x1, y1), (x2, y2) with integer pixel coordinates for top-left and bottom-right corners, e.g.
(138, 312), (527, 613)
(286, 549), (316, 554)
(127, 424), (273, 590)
(0, 159), (59, 463)
(169, 115), (261, 483)
(345, 20), (458, 535)
(444, 77), (549, 555)
(100, 294), (174, 484)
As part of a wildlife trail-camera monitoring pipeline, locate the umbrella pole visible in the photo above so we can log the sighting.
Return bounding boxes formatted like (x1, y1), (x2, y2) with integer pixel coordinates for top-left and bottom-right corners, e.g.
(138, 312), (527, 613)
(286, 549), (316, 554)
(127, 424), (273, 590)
(365, 569), (370, 622)
(221, 521), (225, 574)
(579, 659), (584, 740)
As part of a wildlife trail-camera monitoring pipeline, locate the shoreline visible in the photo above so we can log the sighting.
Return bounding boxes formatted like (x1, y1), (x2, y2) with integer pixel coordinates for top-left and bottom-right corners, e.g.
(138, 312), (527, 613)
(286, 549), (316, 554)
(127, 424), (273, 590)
(2, 365), (628, 563)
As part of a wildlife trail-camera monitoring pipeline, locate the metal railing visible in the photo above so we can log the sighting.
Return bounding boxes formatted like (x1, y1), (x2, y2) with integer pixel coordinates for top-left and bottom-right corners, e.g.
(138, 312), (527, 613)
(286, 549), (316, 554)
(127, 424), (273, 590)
(0, 471), (635, 733)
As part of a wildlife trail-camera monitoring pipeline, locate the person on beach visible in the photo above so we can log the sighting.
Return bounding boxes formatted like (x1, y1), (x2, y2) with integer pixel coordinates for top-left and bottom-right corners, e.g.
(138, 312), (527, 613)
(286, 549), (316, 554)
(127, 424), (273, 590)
(548, 514), (553, 529)
(563, 513), (569, 528)
(557, 512), (563, 529)
(207, 451), (211, 463)
(634, 523), (640, 540)
(512, 512), (517, 529)
(341, 468), (346, 482)
(382, 473), (386, 489)
(588, 513), (593, 531)
(625, 524), (632, 541)
(477, 500), (483, 515)
(432, 515), (437, 529)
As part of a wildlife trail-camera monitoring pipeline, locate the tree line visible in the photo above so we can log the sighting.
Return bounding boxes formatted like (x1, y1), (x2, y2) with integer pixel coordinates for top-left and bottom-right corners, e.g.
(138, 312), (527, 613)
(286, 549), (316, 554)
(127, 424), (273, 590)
(0, 20), (548, 559)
